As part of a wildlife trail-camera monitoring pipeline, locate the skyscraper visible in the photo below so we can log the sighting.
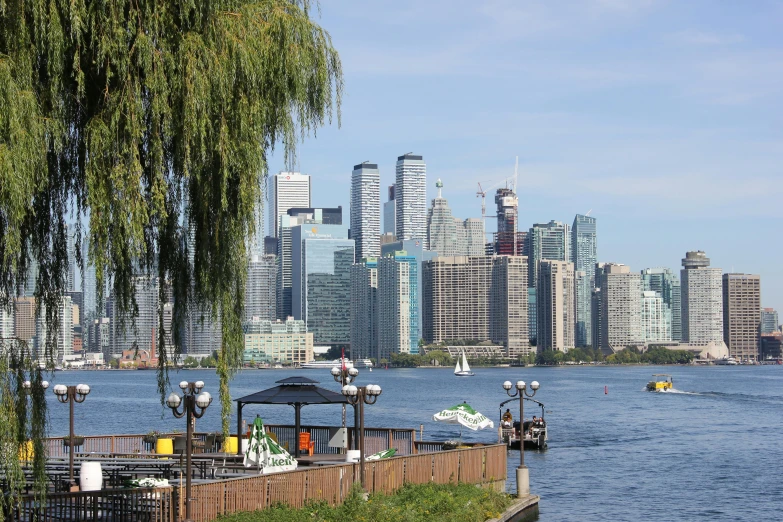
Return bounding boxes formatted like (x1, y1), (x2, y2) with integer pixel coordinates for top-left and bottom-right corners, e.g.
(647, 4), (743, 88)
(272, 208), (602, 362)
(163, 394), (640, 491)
(36, 295), (73, 361)
(641, 291), (670, 342)
(350, 258), (378, 361)
(722, 274), (761, 362)
(378, 254), (411, 360)
(571, 214), (597, 347)
(245, 255), (277, 322)
(395, 154), (427, 248)
(536, 260), (575, 352)
(597, 263), (642, 354)
(641, 267), (682, 341)
(111, 276), (158, 358)
(383, 185), (396, 235)
(381, 239), (437, 346)
(291, 224), (353, 348)
(14, 297), (36, 345)
(0, 301), (14, 340)
(250, 186), (265, 258)
(427, 180), (485, 257)
(681, 251), (723, 346)
(81, 239), (98, 319)
(66, 225), (78, 292)
(494, 188), (525, 256)
(527, 220), (569, 344)
(422, 256), (529, 357)
(351, 162), (381, 260)
(267, 172), (311, 238)
(761, 308), (779, 334)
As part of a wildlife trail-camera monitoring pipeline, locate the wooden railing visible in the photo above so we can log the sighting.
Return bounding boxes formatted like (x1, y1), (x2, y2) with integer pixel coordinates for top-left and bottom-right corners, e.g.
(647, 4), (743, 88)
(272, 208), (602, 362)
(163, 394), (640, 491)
(43, 425), (420, 458)
(184, 444), (507, 522)
(6, 487), (174, 521)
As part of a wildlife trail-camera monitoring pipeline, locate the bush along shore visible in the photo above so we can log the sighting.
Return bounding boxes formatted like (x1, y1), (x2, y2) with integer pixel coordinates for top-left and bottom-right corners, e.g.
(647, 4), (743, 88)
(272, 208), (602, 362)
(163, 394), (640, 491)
(216, 483), (512, 522)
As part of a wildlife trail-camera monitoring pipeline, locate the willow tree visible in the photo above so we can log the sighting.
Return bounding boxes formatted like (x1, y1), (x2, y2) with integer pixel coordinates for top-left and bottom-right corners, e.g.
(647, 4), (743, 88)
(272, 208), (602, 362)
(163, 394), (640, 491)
(0, 0), (342, 496)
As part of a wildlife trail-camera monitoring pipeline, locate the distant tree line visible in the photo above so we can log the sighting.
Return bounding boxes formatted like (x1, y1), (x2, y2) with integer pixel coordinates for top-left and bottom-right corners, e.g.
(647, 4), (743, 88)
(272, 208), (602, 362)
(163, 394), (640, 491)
(606, 346), (693, 365)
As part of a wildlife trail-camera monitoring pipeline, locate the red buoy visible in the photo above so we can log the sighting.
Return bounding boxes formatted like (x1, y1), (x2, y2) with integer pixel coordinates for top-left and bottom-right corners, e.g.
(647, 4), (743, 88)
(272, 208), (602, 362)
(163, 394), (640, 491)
(605, 386), (608, 395)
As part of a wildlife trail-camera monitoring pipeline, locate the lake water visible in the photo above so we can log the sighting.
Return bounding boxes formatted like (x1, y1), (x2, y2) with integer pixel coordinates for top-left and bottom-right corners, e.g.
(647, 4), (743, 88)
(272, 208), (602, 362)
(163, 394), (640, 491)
(44, 365), (783, 521)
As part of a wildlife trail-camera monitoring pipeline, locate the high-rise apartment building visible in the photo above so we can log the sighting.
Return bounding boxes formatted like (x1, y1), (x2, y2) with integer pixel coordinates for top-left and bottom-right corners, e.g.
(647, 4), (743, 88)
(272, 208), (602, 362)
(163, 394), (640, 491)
(0, 301), (14, 340)
(14, 297), (36, 344)
(537, 260), (575, 352)
(597, 263), (642, 354)
(66, 225), (78, 293)
(427, 180), (485, 257)
(112, 277), (159, 358)
(351, 162), (381, 260)
(378, 255), (411, 360)
(267, 172), (311, 238)
(250, 188), (265, 258)
(761, 308), (779, 334)
(641, 291), (670, 342)
(350, 258), (378, 361)
(527, 220), (569, 344)
(381, 239), (437, 346)
(681, 251), (723, 346)
(383, 185), (396, 235)
(291, 224), (353, 348)
(395, 154), (427, 248)
(243, 317), (313, 365)
(722, 274), (761, 362)
(641, 267), (682, 341)
(35, 295), (73, 361)
(186, 311), (222, 357)
(245, 255), (277, 323)
(571, 214), (597, 347)
(81, 240), (98, 319)
(422, 256), (529, 357)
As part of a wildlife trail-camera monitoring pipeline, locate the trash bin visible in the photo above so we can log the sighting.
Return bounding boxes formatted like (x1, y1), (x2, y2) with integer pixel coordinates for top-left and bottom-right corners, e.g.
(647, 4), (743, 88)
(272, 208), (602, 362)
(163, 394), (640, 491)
(80, 462), (103, 491)
(156, 438), (174, 455)
(225, 436), (238, 454)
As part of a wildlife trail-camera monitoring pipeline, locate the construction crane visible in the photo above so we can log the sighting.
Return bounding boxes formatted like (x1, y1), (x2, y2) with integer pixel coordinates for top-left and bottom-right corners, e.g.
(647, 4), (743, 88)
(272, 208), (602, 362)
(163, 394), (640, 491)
(477, 157), (520, 218)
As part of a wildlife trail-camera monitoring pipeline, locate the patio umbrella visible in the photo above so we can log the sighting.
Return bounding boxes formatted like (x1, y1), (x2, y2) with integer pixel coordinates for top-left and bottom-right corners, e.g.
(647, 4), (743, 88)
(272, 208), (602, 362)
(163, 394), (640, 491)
(244, 417), (298, 474)
(366, 448), (397, 461)
(433, 402), (495, 438)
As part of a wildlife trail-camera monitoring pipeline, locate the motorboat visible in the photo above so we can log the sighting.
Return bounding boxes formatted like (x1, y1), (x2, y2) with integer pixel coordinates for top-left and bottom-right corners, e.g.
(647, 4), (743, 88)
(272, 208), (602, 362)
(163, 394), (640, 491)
(454, 350), (474, 377)
(646, 374), (673, 392)
(498, 398), (547, 450)
(714, 356), (739, 366)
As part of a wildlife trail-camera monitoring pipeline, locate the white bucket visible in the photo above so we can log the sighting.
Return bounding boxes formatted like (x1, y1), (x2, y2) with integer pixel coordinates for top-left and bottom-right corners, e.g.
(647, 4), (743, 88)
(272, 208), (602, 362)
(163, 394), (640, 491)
(345, 450), (361, 463)
(80, 462), (103, 492)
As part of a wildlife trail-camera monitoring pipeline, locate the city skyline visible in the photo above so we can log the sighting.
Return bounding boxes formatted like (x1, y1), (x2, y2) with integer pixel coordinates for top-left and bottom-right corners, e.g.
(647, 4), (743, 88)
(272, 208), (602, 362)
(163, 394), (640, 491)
(261, 1), (783, 314)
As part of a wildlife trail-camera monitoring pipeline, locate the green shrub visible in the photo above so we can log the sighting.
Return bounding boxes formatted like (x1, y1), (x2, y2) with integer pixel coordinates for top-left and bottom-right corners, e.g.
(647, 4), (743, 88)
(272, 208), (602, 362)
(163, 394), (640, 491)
(217, 482), (511, 522)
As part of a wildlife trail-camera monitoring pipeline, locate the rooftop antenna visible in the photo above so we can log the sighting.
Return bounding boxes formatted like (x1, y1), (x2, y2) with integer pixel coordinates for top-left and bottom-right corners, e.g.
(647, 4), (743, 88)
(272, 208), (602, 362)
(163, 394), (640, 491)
(585, 209), (593, 216)
(512, 156), (519, 192)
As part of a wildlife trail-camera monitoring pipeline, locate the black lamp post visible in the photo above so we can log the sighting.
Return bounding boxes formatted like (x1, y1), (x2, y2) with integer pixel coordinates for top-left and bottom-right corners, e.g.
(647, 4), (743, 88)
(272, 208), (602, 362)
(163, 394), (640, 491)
(502, 379), (540, 497)
(341, 384), (382, 490)
(331, 365), (359, 448)
(166, 381), (212, 522)
(53, 383), (91, 489)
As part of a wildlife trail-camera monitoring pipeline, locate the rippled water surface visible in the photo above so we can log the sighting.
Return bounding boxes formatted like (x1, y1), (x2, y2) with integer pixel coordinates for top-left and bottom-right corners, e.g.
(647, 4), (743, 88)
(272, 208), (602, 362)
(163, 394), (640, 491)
(47, 365), (783, 521)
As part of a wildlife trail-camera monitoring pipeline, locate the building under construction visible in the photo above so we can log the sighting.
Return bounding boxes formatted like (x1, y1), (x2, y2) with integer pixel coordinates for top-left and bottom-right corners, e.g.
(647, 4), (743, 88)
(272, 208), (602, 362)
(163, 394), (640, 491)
(493, 188), (527, 256)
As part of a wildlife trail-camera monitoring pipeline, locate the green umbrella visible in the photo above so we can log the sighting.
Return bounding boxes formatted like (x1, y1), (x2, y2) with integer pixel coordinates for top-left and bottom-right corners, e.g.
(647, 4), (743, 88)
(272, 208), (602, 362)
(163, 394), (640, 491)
(433, 402), (494, 438)
(366, 448), (397, 461)
(244, 416), (297, 474)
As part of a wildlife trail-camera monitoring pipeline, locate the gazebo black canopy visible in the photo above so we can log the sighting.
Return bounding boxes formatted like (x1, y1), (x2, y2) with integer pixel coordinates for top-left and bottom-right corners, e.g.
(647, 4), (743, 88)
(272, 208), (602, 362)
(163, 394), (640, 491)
(234, 376), (348, 457)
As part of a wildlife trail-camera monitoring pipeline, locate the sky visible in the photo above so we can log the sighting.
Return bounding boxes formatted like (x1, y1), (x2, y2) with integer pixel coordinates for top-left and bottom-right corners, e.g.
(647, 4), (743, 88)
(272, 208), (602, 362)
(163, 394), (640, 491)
(267, 0), (783, 312)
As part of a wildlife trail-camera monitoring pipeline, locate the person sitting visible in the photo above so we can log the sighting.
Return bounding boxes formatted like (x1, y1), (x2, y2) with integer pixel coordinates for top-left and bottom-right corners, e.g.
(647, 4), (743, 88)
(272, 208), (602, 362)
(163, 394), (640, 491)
(502, 409), (513, 428)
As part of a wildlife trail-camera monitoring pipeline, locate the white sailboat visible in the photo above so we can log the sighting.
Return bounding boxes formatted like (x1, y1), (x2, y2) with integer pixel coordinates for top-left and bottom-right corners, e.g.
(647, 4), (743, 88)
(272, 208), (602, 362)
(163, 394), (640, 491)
(454, 350), (475, 377)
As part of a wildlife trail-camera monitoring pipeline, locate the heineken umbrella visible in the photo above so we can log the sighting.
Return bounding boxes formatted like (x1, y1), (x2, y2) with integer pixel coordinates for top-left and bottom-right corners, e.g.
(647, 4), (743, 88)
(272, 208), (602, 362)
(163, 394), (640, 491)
(366, 448), (397, 461)
(244, 416), (298, 474)
(433, 402), (495, 435)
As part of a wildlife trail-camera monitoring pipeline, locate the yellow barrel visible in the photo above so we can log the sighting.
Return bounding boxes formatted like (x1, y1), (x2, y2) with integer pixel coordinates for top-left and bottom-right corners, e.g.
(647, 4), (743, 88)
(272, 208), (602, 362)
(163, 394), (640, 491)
(156, 437), (173, 457)
(19, 440), (34, 461)
(225, 436), (238, 454)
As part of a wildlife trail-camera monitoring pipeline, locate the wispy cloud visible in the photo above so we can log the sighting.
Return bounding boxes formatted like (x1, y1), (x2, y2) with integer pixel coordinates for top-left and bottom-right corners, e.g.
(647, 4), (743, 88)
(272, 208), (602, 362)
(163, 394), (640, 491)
(666, 30), (745, 46)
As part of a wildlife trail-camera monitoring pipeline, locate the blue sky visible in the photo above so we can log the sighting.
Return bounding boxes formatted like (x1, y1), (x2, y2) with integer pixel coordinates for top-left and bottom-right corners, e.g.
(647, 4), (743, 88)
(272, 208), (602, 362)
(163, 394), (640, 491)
(268, 0), (783, 312)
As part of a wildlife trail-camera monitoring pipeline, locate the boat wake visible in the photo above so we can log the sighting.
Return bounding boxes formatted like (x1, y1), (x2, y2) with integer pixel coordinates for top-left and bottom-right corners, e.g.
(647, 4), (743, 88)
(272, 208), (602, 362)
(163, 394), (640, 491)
(644, 387), (701, 396)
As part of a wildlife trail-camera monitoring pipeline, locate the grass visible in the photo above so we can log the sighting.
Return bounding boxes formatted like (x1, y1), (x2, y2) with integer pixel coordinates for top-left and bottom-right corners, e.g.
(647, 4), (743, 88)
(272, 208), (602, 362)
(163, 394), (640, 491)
(217, 482), (512, 522)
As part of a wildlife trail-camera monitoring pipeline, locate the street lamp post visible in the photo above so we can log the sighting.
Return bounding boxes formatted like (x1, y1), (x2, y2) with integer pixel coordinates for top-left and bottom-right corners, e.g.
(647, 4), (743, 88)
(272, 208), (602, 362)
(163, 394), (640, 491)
(341, 384), (382, 490)
(502, 379), (540, 497)
(331, 365), (359, 448)
(166, 381), (212, 522)
(53, 383), (91, 489)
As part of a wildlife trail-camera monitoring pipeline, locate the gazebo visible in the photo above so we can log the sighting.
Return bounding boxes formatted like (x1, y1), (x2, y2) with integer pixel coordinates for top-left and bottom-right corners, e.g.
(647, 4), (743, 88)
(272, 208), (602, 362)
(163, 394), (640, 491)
(234, 376), (348, 457)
